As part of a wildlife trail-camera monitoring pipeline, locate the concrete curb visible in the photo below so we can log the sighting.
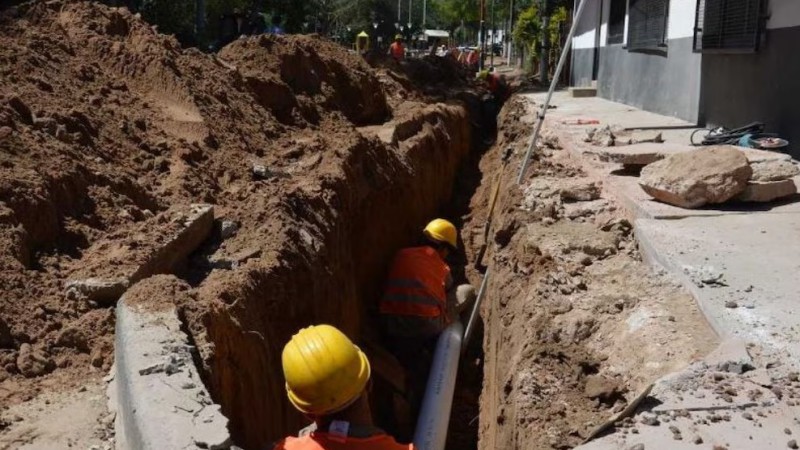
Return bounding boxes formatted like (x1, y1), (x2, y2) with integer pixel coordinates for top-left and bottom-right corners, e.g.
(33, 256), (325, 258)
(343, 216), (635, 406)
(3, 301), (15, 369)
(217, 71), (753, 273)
(113, 296), (232, 450)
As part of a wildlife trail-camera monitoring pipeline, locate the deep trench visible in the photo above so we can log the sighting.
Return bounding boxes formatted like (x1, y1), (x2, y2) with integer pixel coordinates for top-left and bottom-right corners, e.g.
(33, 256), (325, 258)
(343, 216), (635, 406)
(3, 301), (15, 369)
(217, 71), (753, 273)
(190, 97), (497, 450)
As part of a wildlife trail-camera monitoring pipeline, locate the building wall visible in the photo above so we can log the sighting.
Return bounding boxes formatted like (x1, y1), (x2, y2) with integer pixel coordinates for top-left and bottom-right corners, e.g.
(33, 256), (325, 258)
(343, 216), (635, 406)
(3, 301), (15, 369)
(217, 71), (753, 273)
(701, 0), (800, 158)
(572, 0), (703, 122)
(571, 0), (603, 86)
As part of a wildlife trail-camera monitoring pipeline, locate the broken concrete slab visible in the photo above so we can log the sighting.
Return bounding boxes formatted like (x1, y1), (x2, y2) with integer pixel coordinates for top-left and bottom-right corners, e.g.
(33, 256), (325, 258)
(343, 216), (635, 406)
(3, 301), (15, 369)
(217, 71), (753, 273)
(113, 281), (231, 450)
(65, 204), (214, 303)
(583, 142), (694, 165)
(65, 278), (129, 306)
(738, 179), (798, 203)
(639, 146), (752, 209)
(750, 159), (800, 182)
(741, 148), (793, 163)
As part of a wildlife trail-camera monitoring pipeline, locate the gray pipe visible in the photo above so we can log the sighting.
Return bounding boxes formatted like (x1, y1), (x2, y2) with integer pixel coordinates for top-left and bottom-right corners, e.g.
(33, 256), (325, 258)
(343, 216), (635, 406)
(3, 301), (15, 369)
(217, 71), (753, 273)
(412, 321), (464, 450)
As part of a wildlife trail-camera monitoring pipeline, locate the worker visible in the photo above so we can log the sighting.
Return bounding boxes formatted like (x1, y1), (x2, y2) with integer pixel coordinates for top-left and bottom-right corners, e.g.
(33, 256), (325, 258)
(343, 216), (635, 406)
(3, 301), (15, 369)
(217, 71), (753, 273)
(379, 219), (475, 414)
(355, 31), (370, 56)
(274, 324), (413, 450)
(477, 69), (509, 102)
(388, 34), (405, 62)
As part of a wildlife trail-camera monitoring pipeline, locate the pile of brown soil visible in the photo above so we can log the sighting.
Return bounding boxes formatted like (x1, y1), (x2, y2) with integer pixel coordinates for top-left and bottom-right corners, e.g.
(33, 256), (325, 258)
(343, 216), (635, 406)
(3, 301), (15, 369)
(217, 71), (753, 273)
(0, 1), (477, 448)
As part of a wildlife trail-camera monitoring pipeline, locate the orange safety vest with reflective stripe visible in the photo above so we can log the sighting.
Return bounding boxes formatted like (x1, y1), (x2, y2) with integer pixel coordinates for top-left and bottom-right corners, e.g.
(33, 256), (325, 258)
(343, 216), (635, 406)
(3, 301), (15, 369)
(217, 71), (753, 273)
(273, 432), (413, 450)
(379, 247), (450, 320)
(390, 42), (405, 60)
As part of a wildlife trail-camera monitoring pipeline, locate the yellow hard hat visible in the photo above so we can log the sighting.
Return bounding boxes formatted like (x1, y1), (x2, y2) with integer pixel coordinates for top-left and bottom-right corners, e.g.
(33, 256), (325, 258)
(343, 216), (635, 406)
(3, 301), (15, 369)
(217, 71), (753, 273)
(282, 324), (371, 416)
(395, 34), (403, 40)
(423, 218), (458, 249)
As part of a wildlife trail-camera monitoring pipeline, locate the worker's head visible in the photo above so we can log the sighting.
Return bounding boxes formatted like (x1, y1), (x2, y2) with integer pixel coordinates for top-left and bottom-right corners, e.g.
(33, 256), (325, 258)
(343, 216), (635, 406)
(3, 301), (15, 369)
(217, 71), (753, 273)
(395, 34), (403, 42)
(423, 218), (458, 258)
(476, 70), (489, 81)
(282, 324), (371, 418)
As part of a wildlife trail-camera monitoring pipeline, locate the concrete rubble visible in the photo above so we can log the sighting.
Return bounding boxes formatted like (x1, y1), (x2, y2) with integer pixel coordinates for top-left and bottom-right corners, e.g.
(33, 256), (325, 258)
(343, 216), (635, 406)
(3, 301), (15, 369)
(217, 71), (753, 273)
(738, 179), (798, 203)
(639, 146), (753, 208)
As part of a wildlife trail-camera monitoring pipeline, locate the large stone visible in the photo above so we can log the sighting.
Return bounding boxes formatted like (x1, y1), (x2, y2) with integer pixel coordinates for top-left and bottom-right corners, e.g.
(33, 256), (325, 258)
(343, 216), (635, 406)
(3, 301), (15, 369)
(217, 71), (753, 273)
(639, 146), (752, 208)
(16, 343), (55, 378)
(737, 179), (797, 203)
(750, 159), (800, 182)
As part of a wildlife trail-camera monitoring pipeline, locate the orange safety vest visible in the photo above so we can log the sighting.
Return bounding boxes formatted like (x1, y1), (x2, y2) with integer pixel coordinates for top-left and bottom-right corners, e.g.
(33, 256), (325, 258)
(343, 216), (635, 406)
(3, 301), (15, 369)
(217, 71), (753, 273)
(273, 432), (413, 450)
(390, 42), (405, 60)
(379, 247), (450, 319)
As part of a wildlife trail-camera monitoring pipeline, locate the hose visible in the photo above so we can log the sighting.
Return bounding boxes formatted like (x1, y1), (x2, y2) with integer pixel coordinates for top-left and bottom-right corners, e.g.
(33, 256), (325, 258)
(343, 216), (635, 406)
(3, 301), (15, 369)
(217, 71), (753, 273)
(690, 122), (774, 146)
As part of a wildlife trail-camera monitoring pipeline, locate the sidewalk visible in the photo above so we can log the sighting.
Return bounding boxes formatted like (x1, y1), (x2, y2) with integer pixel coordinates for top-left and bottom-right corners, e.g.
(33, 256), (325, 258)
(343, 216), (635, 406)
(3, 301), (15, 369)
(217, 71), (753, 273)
(520, 91), (800, 449)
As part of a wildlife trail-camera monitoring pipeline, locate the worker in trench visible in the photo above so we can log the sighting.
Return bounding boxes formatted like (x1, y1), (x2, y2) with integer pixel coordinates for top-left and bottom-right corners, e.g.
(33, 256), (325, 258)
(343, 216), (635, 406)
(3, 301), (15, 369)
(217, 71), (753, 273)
(379, 218), (476, 418)
(274, 324), (414, 450)
(388, 34), (406, 63)
(476, 69), (511, 138)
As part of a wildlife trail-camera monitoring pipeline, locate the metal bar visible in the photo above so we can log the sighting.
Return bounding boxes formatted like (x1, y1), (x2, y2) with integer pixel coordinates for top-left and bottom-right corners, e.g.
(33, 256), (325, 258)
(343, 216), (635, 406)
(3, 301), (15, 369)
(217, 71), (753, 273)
(516, 0), (591, 184)
(462, 267), (490, 352)
(412, 321), (464, 450)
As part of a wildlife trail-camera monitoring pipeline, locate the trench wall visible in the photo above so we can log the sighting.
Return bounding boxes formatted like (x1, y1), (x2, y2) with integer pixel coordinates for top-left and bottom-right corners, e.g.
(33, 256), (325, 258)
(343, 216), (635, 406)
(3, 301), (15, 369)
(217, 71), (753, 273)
(199, 103), (472, 449)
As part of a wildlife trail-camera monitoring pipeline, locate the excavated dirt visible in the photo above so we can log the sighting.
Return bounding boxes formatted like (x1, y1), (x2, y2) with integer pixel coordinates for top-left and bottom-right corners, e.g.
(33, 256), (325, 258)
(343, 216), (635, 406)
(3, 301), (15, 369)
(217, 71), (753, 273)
(0, 2), (482, 448)
(463, 98), (719, 449)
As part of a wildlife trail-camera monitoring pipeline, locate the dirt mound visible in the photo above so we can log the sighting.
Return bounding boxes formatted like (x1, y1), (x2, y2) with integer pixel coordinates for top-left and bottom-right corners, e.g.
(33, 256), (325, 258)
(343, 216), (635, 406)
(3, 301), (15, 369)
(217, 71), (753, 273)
(220, 34), (390, 126)
(0, 1), (480, 448)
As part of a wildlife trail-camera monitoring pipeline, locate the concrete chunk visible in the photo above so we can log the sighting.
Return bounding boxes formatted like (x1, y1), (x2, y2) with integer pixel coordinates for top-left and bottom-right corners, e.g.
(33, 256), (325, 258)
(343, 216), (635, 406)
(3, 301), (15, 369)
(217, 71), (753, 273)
(737, 179), (797, 203)
(65, 278), (129, 305)
(750, 159), (800, 182)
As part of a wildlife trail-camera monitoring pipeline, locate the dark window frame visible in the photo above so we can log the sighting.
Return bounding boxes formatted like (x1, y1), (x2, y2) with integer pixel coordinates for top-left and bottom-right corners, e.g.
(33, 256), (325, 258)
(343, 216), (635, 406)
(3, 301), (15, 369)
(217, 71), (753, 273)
(607, 0), (627, 45)
(627, 0), (670, 51)
(693, 0), (765, 53)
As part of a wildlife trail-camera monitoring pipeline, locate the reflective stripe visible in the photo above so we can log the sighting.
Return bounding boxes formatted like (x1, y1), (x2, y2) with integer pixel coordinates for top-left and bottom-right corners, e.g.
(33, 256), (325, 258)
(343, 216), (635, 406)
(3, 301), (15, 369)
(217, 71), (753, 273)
(380, 300), (440, 318)
(382, 293), (441, 307)
(385, 278), (425, 289)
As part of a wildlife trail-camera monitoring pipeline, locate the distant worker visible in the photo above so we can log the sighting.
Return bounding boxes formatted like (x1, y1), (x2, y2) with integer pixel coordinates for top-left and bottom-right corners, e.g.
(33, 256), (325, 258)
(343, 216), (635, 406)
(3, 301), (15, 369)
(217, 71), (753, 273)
(274, 324), (413, 450)
(389, 34), (406, 62)
(478, 69), (509, 102)
(356, 31), (370, 56)
(379, 219), (475, 412)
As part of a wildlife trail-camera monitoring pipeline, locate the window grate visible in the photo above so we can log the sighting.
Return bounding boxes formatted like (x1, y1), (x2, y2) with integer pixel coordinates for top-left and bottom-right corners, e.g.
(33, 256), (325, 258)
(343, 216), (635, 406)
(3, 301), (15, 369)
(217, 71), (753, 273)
(628, 0), (670, 50)
(694, 0), (762, 52)
(607, 0), (627, 45)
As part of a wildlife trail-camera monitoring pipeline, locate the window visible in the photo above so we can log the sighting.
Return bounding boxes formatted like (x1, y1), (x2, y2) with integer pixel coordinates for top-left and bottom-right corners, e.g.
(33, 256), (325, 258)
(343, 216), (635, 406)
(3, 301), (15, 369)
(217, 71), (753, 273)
(607, 0), (627, 44)
(694, 0), (763, 52)
(627, 0), (669, 50)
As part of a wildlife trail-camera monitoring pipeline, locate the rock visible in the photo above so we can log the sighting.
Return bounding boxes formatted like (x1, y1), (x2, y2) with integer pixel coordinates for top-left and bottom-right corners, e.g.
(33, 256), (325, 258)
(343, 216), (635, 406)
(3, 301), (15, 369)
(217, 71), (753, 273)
(55, 326), (90, 352)
(737, 179), (797, 203)
(692, 435), (703, 444)
(0, 126), (12, 140)
(628, 444), (645, 450)
(560, 181), (601, 202)
(750, 159), (800, 182)
(0, 317), (12, 349)
(16, 343), (55, 377)
(219, 220), (239, 239)
(640, 413), (660, 426)
(564, 199), (609, 219)
(789, 439), (798, 449)
(585, 142), (691, 165)
(639, 146), (752, 208)
(725, 300), (738, 309)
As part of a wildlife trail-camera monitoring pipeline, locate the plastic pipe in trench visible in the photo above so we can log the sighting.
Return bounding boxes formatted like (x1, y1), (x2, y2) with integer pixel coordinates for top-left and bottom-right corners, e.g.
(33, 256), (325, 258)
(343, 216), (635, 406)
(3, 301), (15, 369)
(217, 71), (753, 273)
(413, 270), (489, 450)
